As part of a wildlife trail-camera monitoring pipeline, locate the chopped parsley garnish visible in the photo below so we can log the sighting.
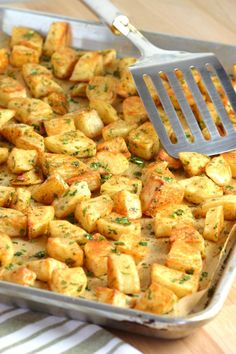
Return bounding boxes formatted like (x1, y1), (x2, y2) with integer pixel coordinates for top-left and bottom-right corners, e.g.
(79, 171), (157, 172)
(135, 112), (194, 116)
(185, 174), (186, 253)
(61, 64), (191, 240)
(129, 156), (145, 167)
(14, 251), (23, 257)
(33, 250), (46, 259)
(138, 241), (148, 246)
(114, 217), (131, 225)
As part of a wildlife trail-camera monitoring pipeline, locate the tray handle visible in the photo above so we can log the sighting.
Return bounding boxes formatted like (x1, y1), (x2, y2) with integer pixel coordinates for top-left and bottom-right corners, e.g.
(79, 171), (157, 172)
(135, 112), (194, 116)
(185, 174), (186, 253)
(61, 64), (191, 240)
(81, 0), (123, 27)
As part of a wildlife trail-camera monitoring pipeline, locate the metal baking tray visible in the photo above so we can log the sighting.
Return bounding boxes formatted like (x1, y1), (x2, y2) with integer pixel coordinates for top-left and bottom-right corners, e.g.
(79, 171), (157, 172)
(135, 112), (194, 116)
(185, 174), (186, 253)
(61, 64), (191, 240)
(0, 7), (236, 339)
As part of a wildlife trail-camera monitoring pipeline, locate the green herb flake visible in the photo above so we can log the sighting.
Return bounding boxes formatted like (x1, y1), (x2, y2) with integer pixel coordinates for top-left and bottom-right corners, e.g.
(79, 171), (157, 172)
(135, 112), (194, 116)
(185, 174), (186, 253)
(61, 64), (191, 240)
(129, 156), (145, 167)
(138, 241), (148, 246)
(14, 251), (23, 257)
(114, 217), (131, 225)
(33, 250), (46, 259)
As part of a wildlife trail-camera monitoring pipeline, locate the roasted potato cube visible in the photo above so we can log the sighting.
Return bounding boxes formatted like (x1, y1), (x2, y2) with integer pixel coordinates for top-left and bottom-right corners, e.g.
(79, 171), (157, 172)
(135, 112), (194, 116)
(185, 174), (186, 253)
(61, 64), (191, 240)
(15, 129), (45, 153)
(0, 77), (26, 107)
(117, 69), (137, 98)
(10, 45), (39, 67)
(170, 224), (205, 256)
(135, 283), (177, 314)
(40, 153), (88, 180)
(10, 27), (43, 55)
(43, 22), (70, 57)
(0, 233), (14, 266)
(221, 150), (236, 177)
(179, 152), (210, 176)
(49, 220), (89, 244)
(84, 238), (113, 276)
(44, 117), (75, 137)
(86, 76), (117, 104)
(223, 180), (236, 195)
(102, 120), (137, 141)
(70, 52), (103, 82)
(157, 149), (182, 170)
(31, 174), (69, 205)
(97, 137), (130, 158)
(97, 213), (141, 241)
(88, 151), (129, 175)
(50, 267), (87, 296)
(70, 83), (87, 98)
(27, 258), (67, 282)
(141, 176), (184, 217)
(0, 147), (9, 165)
(90, 99), (119, 124)
(75, 195), (113, 233)
(166, 240), (202, 274)
(0, 108), (15, 128)
(44, 130), (96, 157)
(51, 47), (78, 79)
(206, 156), (232, 186)
(11, 169), (44, 186)
(101, 175), (142, 197)
(203, 206), (224, 242)
(142, 160), (175, 184)
(0, 123), (33, 143)
(180, 176), (223, 204)
(0, 48), (9, 73)
(47, 237), (83, 267)
(113, 190), (142, 219)
(7, 148), (37, 174)
(128, 122), (160, 160)
(10, 187), (31, 214)
(43, 92), (69, 115)
(123, 96), (148, 125)
(153, 204), (194, 237)
(8, 97), (53, 132)
(151, 263), (199, 298)
(66, 170), (101, 192)
(0, 186), (15, 207)
(107, 253), (140, 294)
(26, 74), (63, 99)
(74, 109), (104, 138)
(53, 181), (91, 218)
(28, 206), (54, 239)
(115, 234), (147, 263)
(2, 267), (36, 286)
(22, 63), (52, 81)
(96, 287), (133, 308)
(0, 207), (27, 237)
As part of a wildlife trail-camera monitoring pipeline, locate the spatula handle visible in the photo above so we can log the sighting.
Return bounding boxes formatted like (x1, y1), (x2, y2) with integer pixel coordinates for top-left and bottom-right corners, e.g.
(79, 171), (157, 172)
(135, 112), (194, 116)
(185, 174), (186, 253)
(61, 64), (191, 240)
(81, 0), (122, 27)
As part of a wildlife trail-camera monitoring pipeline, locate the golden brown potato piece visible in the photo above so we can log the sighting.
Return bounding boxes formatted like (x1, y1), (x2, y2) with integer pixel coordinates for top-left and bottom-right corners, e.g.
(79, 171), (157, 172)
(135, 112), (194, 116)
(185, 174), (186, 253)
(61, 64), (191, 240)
(31, 174), (69, 205)
(0, 123), (33, 143)
(0, 77), (26, 107)
(221, 150), (236, 177)
(107, 253), (140, 294)
(75, 194), (113, 233)
(10, 187), (31, 214)
(157, 149), (182, 170)
(179, 152), (210, 176)
(51, 47), (78, 79)
(128, 122), (160, 160)
(73, 109), (104, 138)
(90, 99), (119, 124)
(10, 45), (40, 67)
(151, 263), (199, 298)
(86, 76), (117, 104)
(102, 120), (137, 141)
(7, 148), (37, 174)
(101, 175), (142, 197)
(203, 206), (224, 242)
(97, 137), (130, 158)
(206, 156), (232, 186)
(50, 267), (87, 296)
(142, 160), (175, 184)
(0, 48), (9, 73)
(84, 238), (113, 276)
(141, 176), (184, 217)
(22, 63), (53, 81)
(44, 117), (75, 136)
(166, 240), (202, 274)
(0, 207), (27, 237)
(26, 74), (64, 99)
(43, 22), (70, 57)
(2, 267), (36, 286)
(0, 233), (14, 267)
(112, 190), (142, 219)
(0, 147), (9, 165)
(0, 108), (15, 128)
(28, 206), (55, 239)
(135, 283), (177, 314)
(123, 96), (148, 125)
(70, 83), (87, 98)
(43, 92), (69, 115)
(70, 52), (103, 82)
(15, 129), (45, 153)
(11, 169), (44, 186)
(0, 186), (15, 207)
(53, 181), (91, 218)
(117, 69), (137, 98)
(27, 258), (67, 282)
(88, 151), (129, 175)
(66, 170), (101, 192)
(49, 220), (89, 245)
(96, 287), (133, 308)
(44, 130), (96, 158)
(47, 237), (84, 267)
(10, 27), (43, 55)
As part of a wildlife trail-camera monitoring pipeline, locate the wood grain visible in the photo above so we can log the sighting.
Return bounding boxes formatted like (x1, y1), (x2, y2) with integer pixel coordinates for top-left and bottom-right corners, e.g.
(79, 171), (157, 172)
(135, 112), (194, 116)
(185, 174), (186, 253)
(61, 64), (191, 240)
(6, 1), (236, 353)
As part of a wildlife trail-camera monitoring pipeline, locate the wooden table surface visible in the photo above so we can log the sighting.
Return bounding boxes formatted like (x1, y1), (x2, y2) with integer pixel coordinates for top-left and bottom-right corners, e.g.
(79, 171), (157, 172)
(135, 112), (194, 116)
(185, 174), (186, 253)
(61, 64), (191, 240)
(7, 1), (236, 353)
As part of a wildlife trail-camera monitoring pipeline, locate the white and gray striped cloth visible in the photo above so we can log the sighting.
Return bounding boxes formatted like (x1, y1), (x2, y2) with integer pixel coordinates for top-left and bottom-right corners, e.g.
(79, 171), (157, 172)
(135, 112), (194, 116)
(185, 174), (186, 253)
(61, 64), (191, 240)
(0, 303), (142, 354)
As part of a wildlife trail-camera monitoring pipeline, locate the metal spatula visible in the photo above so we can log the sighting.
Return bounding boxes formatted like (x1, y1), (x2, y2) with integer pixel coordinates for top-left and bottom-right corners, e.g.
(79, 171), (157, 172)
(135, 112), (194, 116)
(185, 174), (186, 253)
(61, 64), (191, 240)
(81, 0), (236, 157)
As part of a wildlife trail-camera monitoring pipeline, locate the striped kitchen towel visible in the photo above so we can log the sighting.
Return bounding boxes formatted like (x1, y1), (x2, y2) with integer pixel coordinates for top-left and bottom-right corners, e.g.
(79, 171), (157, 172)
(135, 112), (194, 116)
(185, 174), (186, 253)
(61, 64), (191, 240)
(0, 303), (142, 354)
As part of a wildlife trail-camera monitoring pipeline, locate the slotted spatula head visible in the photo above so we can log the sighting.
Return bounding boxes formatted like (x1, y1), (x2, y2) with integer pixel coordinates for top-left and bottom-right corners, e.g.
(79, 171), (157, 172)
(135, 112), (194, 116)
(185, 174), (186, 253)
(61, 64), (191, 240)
(130, 52), (236, 157)
(82, 0), (236, 157)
